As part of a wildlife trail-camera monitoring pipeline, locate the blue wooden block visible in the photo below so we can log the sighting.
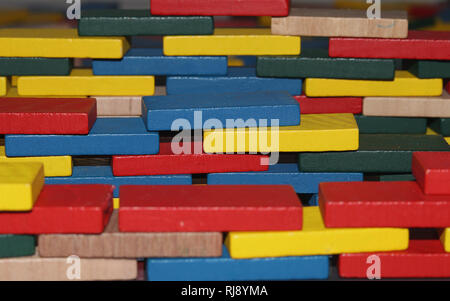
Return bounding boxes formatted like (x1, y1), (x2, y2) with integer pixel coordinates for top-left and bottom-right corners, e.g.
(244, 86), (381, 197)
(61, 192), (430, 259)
(45, 166), (192, 198)
(93, 49), (228, 76)
(142, 91), (300, 131)
(308, 194), (319, 206)
(5, 118), (159, 157)
(166, 67), (302, 95)
(207, 163), (363, 194)
(146, 245), (329, 281)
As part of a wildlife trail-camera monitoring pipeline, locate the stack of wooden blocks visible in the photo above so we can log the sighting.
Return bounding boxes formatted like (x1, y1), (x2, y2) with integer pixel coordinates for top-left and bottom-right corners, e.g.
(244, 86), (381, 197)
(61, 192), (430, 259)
(0, 0), (449, 281)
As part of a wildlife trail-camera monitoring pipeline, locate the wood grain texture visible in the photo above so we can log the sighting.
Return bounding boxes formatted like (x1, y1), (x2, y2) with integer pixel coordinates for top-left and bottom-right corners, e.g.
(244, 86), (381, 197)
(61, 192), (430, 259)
(0, 252), (137, 281)
(363, 91), (450, 118)
(38, 211), (223, 258)
(412, 152), (450, 195)
(329, 31), (450, 59)
(272, 8), (408, 38)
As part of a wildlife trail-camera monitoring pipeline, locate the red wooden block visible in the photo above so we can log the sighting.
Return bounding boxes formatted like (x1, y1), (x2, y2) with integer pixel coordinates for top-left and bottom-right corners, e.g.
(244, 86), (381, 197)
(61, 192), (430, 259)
(0, 185), (113, 234)
(446, 81), (450, 94)
(0, 98), (97, 134)
(412, 152), (450, 195)
(329, 31), (450, 60)
(293, 95), (362, 114)
(112, 142), (268, 176)
(119, 185), (302, 232)
(319, 181), (450, 228)
(150, 0), (290, 16)
(214, 17), (259, 28)
(339, 240), (450, 278)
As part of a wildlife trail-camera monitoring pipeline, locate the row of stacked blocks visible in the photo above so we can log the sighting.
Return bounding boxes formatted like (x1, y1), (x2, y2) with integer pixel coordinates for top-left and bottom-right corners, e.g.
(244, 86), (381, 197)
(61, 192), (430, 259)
(0, 0), (450, 280)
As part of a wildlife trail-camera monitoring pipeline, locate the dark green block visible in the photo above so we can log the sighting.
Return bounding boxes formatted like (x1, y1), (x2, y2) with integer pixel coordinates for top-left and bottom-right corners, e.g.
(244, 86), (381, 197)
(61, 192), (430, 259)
(78, 9), (214, 36)
(256, 49), (395, 80)
(355, 115), (427, 134)
(429, 118), (450, 136)
(409, 60), (450, 79)
(408, 17), (436, 30)
(298, 134), (450, 173)
(0, 235), (35, 258)
(0, 58), (72, 76)
(378, 174), (415, 181)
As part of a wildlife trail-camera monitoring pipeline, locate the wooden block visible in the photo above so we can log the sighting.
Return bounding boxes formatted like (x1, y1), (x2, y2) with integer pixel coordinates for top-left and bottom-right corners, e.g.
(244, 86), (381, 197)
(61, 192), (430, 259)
(430, 118), (450, 136)
(0, 235), (35, 258)
(0, 184), (113, 234)
(0, 28), (129, 59)
(208, 163), (363, 194)
(271, 8), (408, 38)
(412, 152), (450, 195)
(0, 98), (96, 134)
(203, 113), (359, 153)
(113, 141), (268, 176)
(167, 67), (302, 95)
(78, 9), (213, 36)
(363, 91), (450, 118)
(5, 118), (159, 156)
(0, 10), (28, 26)
(319, 181), (450, 228)
(329, 31), (450, 60)
(305, 71), (443, 97)
(0, 162), (44, 211)
(0, 254), (137, 281)
(447, 81), (450, 94)
(294, 95), (362, 114)
(0, 77), (7, 96)
(379, 174), (415, 181)
(94, 96), (142, 116)
(339, 240), (450, 278)
(6, 87), (87, 99)
(93, 48), (227, 76)
(446, 137), (450, 145)
(0, 146), (72, 177)
(38, 211), (222, 258)
(256, 49), (395, 80)
(147, 245), (328, 281)
(113, 198), (119, 209)
(17, 69), (155, 96)
(225, 206), (408, 259)
(409, 60), (450, 79)
(45, 166), (192, 198)
(441, 228), (450, 252)
(298, 134), (450, 173)
(119, 185), (302, 232)
(143, 91), (300, 131)
(354, 115), (427, 134)
(150, 0), (290, 16)
(0, 58), (71, 76)
(163, 28), (301, 56)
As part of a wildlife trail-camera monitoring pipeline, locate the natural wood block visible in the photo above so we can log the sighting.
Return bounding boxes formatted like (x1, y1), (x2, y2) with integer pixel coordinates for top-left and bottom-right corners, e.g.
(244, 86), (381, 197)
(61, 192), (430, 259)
(0, 252), (137, 281)
(363, 91), (450, 118)
(271, 8), (408, 38)
(38, 211), (223, 258)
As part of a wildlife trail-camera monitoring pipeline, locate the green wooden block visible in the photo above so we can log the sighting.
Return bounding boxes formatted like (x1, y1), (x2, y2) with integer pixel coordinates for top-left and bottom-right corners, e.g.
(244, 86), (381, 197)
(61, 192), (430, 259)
(0, 58), (72, 76)
(298, 134), (450, 173)
(355, 115), (427, 134)
(429, 118), (450, 136)
(256, 49), (395, 80)
(0, 235), (35, 258)
(78, 9), (214, 36)
(409, 60), (450, 79)
(378, 174), (415, 181)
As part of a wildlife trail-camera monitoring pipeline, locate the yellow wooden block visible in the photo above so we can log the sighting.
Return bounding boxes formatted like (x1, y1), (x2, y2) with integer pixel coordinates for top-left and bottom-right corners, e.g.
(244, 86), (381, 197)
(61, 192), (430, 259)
(225, 206), (409, 258)
(440, 228), (450, 252)
(426, 127), (439, 136)
(305, 71), (443, 97)
(0, 162), (45, 211)
(17, 69), (155, 96)
(445, 137), (450, 145)
(6, 87), (87, 98)
(228, 56), (245, 67)
(0, 28), (129, 59)
(258, 16), (271, 27)
(11, 76), (18, 87)
(0, 146), (72, 177)
(0, 10), (28, 26)
(0, 77), (7, 96)
(113, 198), (120, 209)
(203, 113), (359, 153)
(163, 28), (300, 56)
